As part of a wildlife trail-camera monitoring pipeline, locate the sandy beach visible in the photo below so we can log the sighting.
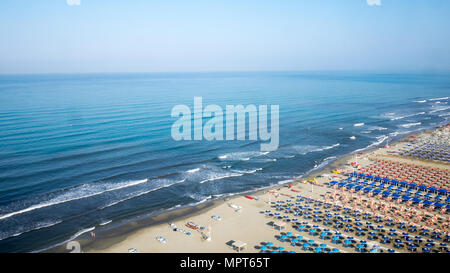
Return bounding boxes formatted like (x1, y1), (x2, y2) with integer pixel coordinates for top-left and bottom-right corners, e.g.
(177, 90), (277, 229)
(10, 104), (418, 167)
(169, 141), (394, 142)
(65, 124), (450, 254)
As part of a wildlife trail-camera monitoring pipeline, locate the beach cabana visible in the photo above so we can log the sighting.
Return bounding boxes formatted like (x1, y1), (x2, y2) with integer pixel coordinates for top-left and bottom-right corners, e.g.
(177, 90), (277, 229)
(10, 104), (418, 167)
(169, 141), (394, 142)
(418, 185), (428, 191)
(273, 221), (286, 231)
(232, 241), (247, 253)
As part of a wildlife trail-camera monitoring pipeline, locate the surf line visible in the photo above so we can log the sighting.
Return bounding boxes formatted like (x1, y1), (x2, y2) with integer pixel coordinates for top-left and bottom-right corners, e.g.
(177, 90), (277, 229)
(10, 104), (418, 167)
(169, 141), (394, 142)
(171, 97), (279, 152)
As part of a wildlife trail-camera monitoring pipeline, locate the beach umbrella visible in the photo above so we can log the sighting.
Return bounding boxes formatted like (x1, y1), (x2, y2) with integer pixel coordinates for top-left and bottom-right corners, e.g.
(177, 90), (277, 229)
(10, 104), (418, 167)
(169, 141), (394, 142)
(260, 246), (267, 251)
(422, 248), (431, 253)
(278, 247), (284, 251)
(287, 232), (293, 236)
(388, 249), (395, 253)
(266, 242), (274, 246)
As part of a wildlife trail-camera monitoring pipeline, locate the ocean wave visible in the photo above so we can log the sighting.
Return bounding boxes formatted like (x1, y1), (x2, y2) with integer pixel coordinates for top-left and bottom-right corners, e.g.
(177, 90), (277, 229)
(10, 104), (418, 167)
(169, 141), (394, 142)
(292, 143), (340, 155)
(0, 219), (63, 241)
(353, 135), (389, 153)
(400, 122), (421, 128)
(69, 226), (95, 241)
(277, 179), (294, 185)
(240, 168), (263, 174)
(217, 151), (268, 161)
(428, 97), (448, 101)
(390, 112), (425, 121)
(353, 123), (365, 127)
(99, 178), (186, 210)
(368, 126), (388, 131)
(99, 220), (112, 226)
(186, 168), (201, 174)
(187, 193), (213, 205)
(413, 100), (427, 103)
(0, 178), (150, 221)
(304, 156), (338, 176)
(429, 106), (450, 114)
(199, 173), (244, 184)
(350, 136), (356, 140)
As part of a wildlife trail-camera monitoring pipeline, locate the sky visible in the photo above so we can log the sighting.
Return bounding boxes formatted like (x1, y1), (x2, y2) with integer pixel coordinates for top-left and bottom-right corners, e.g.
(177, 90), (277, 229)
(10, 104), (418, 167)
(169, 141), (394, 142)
(0, 0), (449, 74)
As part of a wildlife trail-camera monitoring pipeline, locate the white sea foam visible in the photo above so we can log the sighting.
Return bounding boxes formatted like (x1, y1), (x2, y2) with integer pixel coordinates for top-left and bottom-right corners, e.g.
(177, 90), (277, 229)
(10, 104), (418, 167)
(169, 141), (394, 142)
(217, 151), (267, 161)
(0, 178), (150, 221)
(429, 106), (450, 114)
(350, 136), (356, 140)
(304, 156), (338, 176)
(353, 123), (365, 127)
(414, 100), (427, 103)
(400, 122), (421, 128)
(353, 135), (389, 153)
(186, 168), (201, 173)
(69, 226), (95, 241)
(277, 179), (294, 185)
(390, 112), (425, 120)
(99, 220), (112, 226)
(429, 97), (448, 101)
(0, 220), (63, 241)
(293, 143), (340, 155)
(99, 178), (186, 210)
(188, 193), (213, 205)
(199, 173), (244, 184)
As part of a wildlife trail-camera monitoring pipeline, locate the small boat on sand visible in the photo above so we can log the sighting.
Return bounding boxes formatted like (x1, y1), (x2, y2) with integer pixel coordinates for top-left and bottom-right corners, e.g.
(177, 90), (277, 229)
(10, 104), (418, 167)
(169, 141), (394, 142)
(186, 221), (200, 230)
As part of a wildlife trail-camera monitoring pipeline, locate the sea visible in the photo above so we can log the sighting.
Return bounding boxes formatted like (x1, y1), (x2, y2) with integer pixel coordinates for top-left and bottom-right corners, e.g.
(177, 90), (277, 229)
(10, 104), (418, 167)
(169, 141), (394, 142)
(0, 71), (449, 252)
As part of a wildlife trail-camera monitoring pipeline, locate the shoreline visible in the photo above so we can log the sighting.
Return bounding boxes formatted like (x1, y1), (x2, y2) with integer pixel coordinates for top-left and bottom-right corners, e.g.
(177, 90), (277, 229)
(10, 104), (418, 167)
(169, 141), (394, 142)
(43, 126), (442, 253)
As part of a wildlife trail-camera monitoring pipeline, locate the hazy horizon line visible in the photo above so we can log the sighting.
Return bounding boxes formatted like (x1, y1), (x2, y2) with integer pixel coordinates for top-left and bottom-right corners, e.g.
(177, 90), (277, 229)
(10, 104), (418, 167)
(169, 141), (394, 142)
(1, 68), (450, 77)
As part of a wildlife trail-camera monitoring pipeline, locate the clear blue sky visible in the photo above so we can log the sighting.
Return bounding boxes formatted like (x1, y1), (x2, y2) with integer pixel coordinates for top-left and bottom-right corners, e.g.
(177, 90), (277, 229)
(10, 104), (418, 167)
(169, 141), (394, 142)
(1, 0), (449, 74)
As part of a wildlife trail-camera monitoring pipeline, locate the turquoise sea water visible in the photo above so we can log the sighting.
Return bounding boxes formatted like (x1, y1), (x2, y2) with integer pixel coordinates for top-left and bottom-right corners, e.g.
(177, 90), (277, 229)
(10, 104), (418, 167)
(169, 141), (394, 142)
(0, 72), (449, 252)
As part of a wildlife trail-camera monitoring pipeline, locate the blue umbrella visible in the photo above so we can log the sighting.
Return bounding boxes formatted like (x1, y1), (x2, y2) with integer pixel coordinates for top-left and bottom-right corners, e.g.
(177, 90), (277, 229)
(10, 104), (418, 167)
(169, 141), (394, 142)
(260, 246), (267, 250)
(278, 247), (284, 251)
(266, 242), (274, 246)
(332, 248), (339, 253)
